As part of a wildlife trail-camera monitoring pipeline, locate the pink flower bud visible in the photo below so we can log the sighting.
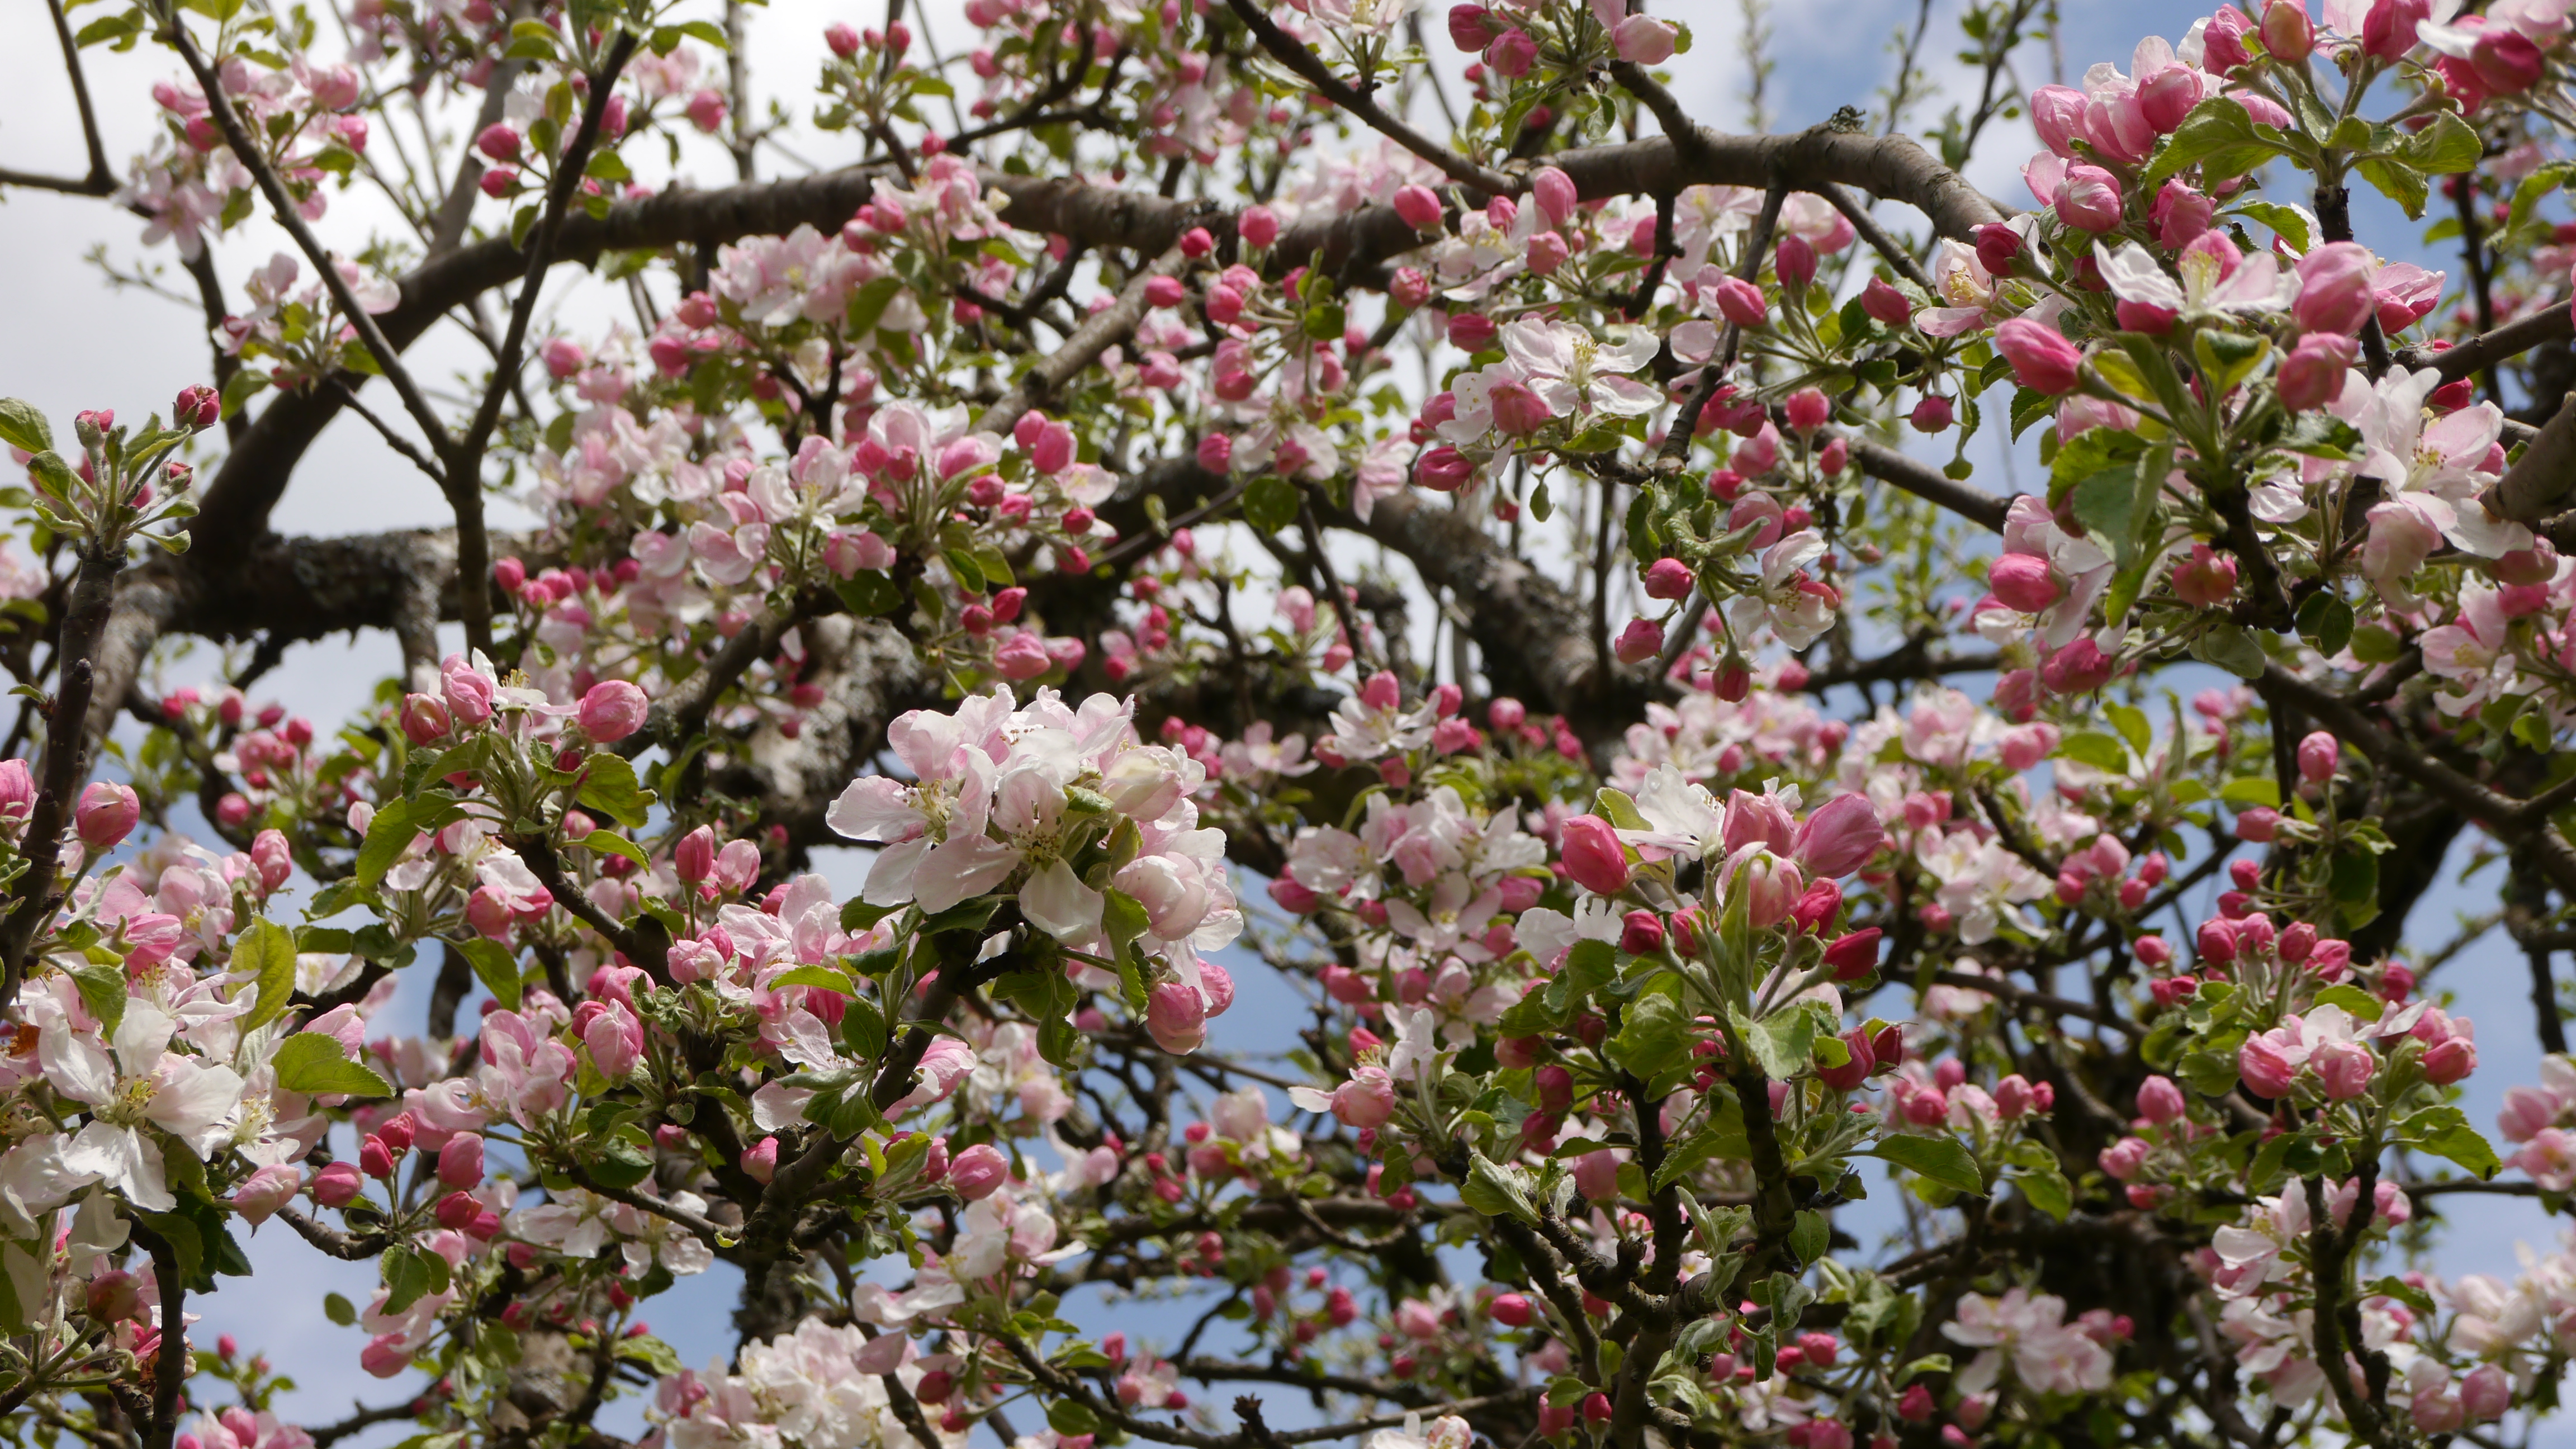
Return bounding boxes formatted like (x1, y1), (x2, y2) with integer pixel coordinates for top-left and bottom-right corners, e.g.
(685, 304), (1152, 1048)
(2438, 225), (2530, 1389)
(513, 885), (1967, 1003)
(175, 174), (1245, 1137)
(1331, 1066), (1398, 1128)
(1855, 280), (1913, 332)
(1415, 445), (1474, 493)
(2054, 164), (2125, 232)
(1988, 552), (2062, 612)
(401, 693), (452, 745)
(1824, 927), (1882, 980)
(174, 383), (221, 428)
(948, 1142), (1010, 1199)
(1530, 165), (1578, 228)
(2260, 0), (2314, 59)
(2239, 1033), (2297, 1097)
(1995, 318), (2083, 395)
(742, 1136), (779, 1183)
(2040, 637), (2115, 694)
(2462, 1364), (2511, 1423)
(675, 825), (717, 883)
(476, 123), (522, 162)
(2171, 542), (2239, 607)
(1147, 981), (1209, 1053)
(310, 1159), (364, 1206)
(1644, 557), (1694, 600)
(2277, 331), (2357, 411)
(1614, 617), (1663, 664)
(1784, 387), (1831, 435)
(2129, 1074), (2185, 1125)
(1239, 205), (1280, 249)
(1620, 909), (1666, 955)
(1393, 184), (1445, 231)
(1612, 13), (1678, 63)
(2294, 243), (2376, 337)
(2424, 1036), (2478, 1084)
(1713, 276), (1768, 328)
(2314, 1038), (2374, 1099)
(438, 1133), (485, 1188)
(1909, 395), (1954, 433)
(578, 679), (650, 743)
(1485, 27), (1537, 77)
(75, 782), (139, 850)
(1559, 815), (1631, 896)
(1448, 312), (1499, 351)
(1446, 3), (1494, 49)
(2235, 807), (2279, 842)
(826, 21), (860, 54)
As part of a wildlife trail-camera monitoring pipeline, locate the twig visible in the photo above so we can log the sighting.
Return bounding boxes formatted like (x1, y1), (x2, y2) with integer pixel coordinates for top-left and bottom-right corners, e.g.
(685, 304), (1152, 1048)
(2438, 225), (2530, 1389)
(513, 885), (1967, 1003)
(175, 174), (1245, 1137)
(1223, 0), (1518, 197)
(0, 0), (115, 197)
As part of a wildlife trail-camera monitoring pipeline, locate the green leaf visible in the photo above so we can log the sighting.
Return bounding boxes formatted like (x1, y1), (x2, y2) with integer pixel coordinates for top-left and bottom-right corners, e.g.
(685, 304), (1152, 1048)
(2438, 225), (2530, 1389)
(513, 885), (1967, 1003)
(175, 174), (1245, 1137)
(0, 400), (52, 455)
(2228, 199), (2312, 252)
(2009, 386), (2055, 441)
(356, 795), (434, 888)
(1241, 476), (1300, 536)
(770, 964), (856, 993)
(1460, 1149), (1542, 1223)
(454, 937), (524, 1012)
(577, 831), (651, 869)
(1593, 787), (1650, 832)
(2403, 111), (2483, 175)
(2400, 1106), (2500, 1179)
(2330, 846), (2380, 907)
(1729, 1005), (1815, 1083)
(2015, 1161), (2073, 1220)
(235, 917), (300, 1030)
(575, 753), (656, 831)
(2142, 96), (2292, 188)
(2220, 776), (2280, 807)
(323, 1291), (357, 1325)
(382, 1243), (446, 1314)
(271, 1033), (393, 1098)
(1869, 1134), (1987, 1195)
(2105, 703), (2152, 757)
(67, 962), (126, 1035)
(2296, 590), (2355, 658)
(1788, 1209), (1829, 1266)
(2193, 622), (2268, 681)
(1606, 989), (1693, 1079)
(1102, 889), (1151, 949)
(2057, 731), (2131, 771)
(2356, 155), (2430, 220)
(837, 571), (903, 617)
(2310, 983), (2384, 1022)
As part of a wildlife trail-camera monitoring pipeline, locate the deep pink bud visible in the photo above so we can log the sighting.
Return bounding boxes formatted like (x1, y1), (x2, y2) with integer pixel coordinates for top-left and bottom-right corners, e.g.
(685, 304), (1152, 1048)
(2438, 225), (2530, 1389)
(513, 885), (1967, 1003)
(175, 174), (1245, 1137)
(1620, 910), (1665, 955)
(438, 1133), (485, 1188)
(1994, 318), (2083, 395)
(1824, 927), (1881, 980)
(1644, 557), (1693, 600)
(578, 680), (650, 743)
(2171, 543), (2239, 607)
(2279, 737), (2338, 794)
(1559, 815), (1631, 896)
(75, 782), (139, 850)
(1988, 553), (2062, 612)
(1446, 3), (1494, 49)
(1860, 277), (1914, 327)
(1393, 185), (1445, 231)
(1713, 277), (1768, 328)
(949, 1142), (1011, 1200)
(2277, 332), (2357, 411)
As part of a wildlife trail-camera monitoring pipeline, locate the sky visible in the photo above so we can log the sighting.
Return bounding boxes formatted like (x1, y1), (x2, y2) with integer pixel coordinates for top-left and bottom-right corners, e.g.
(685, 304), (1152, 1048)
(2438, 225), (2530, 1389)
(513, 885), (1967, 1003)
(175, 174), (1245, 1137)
(0, 0), (2570, 1441)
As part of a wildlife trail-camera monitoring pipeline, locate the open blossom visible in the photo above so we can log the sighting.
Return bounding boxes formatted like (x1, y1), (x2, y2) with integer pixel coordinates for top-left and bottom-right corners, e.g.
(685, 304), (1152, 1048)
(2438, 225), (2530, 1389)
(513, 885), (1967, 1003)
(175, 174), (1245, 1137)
(1945, 1288), (2114, 1395)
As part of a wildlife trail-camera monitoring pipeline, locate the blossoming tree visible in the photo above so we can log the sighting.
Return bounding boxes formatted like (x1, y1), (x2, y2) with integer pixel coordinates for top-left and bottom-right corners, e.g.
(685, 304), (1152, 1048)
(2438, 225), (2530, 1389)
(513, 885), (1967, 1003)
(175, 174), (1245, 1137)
(15, 0), (2576, 1443)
